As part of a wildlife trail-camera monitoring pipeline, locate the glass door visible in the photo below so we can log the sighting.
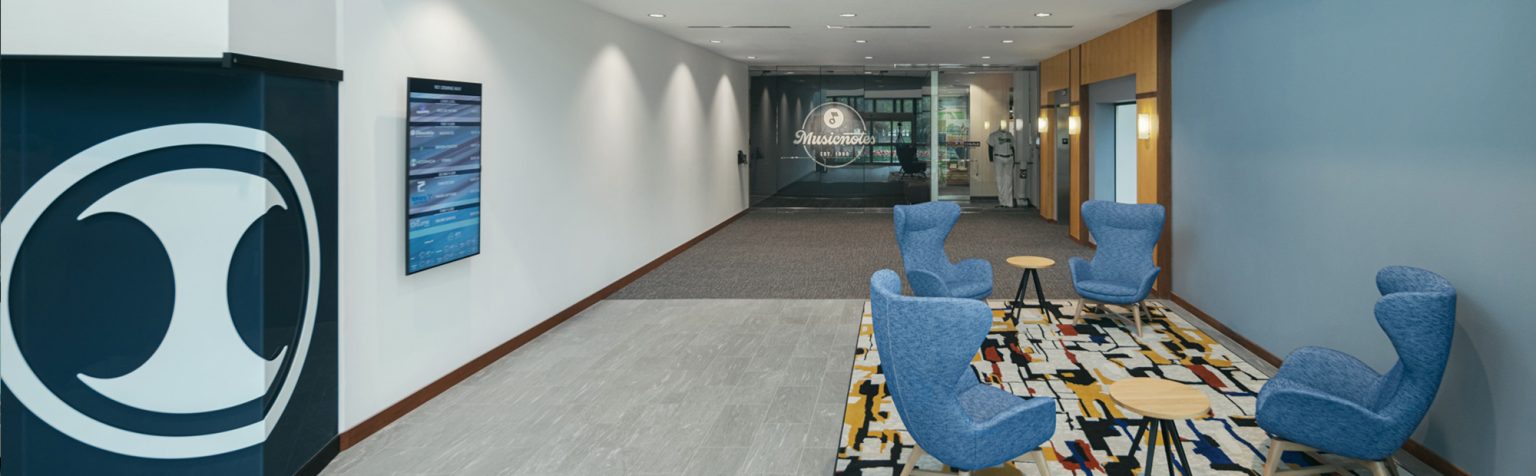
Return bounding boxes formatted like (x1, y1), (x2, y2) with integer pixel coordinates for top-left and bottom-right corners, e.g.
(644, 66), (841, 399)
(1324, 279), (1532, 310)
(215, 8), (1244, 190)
(934, 72), (973, 201)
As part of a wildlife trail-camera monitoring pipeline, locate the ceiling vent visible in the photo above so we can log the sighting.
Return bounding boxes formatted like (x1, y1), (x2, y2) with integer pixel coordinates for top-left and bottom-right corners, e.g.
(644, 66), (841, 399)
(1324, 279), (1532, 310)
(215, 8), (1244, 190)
(970, 25), (1073, 29)
(688, 25), (792, 29)
(827, 25), (932, 29)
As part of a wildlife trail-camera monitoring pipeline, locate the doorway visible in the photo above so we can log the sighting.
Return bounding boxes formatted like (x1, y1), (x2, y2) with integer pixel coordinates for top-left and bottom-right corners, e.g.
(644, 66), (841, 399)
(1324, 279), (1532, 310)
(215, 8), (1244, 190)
(1113, 102), (1138, 203)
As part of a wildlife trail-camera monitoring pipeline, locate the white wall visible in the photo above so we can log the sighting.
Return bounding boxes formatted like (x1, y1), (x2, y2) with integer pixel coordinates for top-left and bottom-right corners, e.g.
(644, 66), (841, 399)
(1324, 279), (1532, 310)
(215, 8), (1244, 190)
(337, 0), (749, 430)
(1, 0), (337, 69)
(0, 0), (228, 57)
(229, 0), (339, 68)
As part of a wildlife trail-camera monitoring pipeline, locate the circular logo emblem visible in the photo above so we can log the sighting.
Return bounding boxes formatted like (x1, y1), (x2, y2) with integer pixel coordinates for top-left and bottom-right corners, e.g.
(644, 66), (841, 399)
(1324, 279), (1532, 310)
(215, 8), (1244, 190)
(794, 103), (876, 169)
(0, 123), (320, 459)
(823, 108), (846, 129)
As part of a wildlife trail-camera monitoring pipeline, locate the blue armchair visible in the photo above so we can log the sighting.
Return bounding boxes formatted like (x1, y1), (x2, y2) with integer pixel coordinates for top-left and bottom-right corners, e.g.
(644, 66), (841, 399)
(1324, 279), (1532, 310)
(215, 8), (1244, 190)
(1255, 266), (1456, 476)
(1069, 200), (1164, 334)
(870, 270), (1055, 475)
(893, 202), (993, 300)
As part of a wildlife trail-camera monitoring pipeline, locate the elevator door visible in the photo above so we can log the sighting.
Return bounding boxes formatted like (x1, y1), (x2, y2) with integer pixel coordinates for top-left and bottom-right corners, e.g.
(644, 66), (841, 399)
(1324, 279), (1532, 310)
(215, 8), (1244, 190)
(1054, 103), (1072, 220)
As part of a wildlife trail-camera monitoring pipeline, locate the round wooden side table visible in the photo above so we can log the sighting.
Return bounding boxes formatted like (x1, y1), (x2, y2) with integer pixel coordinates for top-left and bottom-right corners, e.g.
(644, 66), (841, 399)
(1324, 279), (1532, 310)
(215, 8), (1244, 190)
(1005, 256), (1061, 322)
(1108, 377), (1212, 476)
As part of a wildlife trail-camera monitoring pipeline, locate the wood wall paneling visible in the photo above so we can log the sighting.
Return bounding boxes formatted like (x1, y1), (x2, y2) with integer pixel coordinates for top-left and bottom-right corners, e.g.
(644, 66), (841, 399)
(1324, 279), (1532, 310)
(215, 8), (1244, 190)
(1079, 14), (1160, 94)
(1136, 98), (1159, 205)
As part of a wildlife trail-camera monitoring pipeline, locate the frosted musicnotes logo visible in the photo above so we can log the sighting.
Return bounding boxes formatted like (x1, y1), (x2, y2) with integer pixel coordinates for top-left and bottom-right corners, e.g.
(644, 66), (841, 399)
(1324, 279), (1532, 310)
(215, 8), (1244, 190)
(793, 102), (875, 168)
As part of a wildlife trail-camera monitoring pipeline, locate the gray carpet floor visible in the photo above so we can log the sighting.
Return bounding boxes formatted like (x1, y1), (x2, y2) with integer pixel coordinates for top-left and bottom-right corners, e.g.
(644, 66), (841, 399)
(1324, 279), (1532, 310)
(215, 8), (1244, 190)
(612, 208), (1091, 300)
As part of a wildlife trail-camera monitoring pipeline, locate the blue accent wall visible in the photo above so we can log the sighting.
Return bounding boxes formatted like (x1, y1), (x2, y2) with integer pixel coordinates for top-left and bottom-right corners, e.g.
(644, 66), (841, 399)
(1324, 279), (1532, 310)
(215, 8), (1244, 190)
(1171, 1), (1536, 474)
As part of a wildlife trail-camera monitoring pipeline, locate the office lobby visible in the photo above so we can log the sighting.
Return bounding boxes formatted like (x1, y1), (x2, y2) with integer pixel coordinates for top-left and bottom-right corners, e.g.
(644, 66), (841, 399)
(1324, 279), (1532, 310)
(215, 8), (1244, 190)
(1, 0), (1532, 475)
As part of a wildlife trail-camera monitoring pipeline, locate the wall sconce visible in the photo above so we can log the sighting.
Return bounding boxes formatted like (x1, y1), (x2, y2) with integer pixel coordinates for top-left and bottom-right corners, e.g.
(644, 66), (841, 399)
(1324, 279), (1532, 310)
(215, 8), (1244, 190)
(1037, 116), (1048, 134)
(983, 120), (991, 132)
(1015, 118), (1025, 132)
(1068, 115), (1081, 135)
(1137, 113), (1153, 140)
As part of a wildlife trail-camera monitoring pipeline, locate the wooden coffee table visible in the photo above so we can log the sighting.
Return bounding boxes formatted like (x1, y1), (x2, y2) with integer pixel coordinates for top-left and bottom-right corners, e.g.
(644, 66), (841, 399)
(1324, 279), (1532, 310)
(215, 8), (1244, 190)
(1004, 256), (1062, 322)
(1108, 377), (1212, 476)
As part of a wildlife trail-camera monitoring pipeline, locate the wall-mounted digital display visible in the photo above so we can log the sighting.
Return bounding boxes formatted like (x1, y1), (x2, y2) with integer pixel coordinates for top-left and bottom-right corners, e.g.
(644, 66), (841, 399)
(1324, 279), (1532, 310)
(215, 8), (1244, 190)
(407, 77), (482, 274)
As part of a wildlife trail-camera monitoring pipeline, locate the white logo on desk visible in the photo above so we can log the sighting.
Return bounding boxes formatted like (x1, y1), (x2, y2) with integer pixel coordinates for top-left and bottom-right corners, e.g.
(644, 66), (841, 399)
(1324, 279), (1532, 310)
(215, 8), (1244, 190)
(1, 123), (320, 459)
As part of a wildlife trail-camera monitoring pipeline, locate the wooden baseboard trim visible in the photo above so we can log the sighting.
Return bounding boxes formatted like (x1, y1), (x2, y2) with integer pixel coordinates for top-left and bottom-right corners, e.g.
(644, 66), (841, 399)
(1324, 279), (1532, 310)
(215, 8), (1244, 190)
(1168, 293), (1470, 476)
(336, 209), (749, 450)
(1402, 440), (1468, 476)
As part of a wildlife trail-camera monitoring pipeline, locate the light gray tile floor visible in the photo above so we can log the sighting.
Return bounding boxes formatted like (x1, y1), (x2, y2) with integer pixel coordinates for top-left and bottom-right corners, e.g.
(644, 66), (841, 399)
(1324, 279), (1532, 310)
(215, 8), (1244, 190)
(323, 299), (865, 476)
(324, 298), (1436, 476)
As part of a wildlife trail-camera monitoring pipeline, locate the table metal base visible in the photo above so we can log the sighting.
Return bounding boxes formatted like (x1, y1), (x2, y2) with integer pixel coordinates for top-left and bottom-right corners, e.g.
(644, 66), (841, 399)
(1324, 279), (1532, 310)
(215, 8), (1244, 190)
(1128, 418), (1194, 476)
(1007, 268), (1062, 322)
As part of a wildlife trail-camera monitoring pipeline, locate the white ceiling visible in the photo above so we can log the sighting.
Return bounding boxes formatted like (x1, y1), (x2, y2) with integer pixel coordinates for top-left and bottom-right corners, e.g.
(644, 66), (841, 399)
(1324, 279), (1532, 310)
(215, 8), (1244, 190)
(577, 0), (1189, 67)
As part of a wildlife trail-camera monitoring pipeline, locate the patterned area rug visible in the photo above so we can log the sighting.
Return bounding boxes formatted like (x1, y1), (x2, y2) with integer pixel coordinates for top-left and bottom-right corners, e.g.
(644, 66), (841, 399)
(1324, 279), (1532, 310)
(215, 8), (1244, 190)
(835, 300), (1280, 475)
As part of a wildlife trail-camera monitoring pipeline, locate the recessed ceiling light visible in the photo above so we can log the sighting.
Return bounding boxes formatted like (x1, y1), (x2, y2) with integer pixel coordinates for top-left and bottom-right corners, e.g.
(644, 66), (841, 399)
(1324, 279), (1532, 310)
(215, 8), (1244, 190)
(982, 64), (991, 67)
(840, 13), (857, 18)
(710, 40), (723, 44)
(1035, 12), (1052, 17)
(981, 56), (992, 59)
(865, 56), (874, 60)
(855, 40), (868, 44)
(648, 13), (666, 18)
(747, 56), (757, 59)
(1002, 40), (1015, 44)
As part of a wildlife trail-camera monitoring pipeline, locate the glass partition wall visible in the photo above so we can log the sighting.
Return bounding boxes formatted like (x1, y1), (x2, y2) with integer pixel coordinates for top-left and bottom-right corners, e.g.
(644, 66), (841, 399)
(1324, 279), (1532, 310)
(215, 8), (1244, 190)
(748, 68), (929, 207)
(748, 67), (1034, 208)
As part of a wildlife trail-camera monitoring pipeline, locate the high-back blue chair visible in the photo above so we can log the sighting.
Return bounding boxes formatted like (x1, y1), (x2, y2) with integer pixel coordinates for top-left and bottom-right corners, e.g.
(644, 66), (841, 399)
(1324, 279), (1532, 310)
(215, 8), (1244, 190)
(893, 202), (993, 300)
(1069, 200), (1164, 335)
(1255, 266), (1456, 476)
(870, 270), (1055, 475)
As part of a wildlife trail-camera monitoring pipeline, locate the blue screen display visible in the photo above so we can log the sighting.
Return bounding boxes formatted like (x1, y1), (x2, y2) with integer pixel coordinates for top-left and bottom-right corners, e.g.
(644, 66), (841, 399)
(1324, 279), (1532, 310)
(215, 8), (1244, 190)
(406, 78), (482, 274)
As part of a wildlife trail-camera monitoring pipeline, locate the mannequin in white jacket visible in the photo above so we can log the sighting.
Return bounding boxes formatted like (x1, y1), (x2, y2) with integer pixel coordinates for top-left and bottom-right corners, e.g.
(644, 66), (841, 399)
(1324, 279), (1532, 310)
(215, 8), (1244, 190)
(986, 122), (1017, 207)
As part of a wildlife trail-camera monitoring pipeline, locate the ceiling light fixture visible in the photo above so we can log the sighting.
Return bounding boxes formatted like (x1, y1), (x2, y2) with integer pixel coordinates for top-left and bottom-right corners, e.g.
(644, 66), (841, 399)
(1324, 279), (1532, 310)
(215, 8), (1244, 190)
(855, 40), (868, 44)
(865, 56), (874, 60)
(747, 56), (757, 59)
(1002, 40), (1015, 44)
(840, 13), (857, 18)
(981, 56), (992, 59)
(1035, 12), (1052, 17)
(648, 13), (666, 18)
(710, 40), (723, 44)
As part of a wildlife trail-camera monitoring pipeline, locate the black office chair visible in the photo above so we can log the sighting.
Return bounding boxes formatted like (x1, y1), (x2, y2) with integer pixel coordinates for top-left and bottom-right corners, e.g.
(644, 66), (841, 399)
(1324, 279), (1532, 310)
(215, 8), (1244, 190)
(897, 145), (927, 178)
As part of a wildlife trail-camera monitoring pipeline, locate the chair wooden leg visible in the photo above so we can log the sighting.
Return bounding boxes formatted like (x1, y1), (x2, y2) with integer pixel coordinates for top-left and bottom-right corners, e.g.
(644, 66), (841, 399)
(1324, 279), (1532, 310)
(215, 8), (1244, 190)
(1262, 438), (1287, 476)
(1366, 461), (1391, 476)
(1033, 447), (1053, 475)
(900, 444), (924, 476)
(1132, 303), (1143, 336)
